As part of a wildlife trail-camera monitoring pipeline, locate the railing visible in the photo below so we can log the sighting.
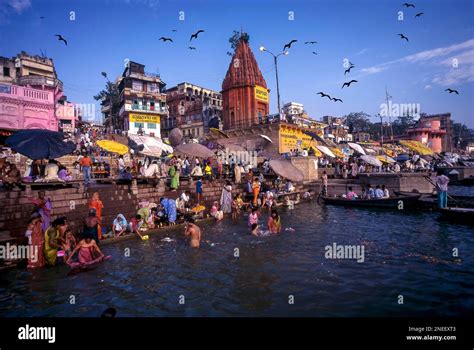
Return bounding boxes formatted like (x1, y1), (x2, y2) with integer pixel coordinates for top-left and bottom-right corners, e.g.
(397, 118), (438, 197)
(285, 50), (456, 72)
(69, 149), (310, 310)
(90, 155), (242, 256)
(0, 84), (53, 103)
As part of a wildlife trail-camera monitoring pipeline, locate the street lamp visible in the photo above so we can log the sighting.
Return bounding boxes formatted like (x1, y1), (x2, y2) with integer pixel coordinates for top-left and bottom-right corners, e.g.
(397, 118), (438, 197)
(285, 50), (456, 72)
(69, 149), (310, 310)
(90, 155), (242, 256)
(259, 46), (288, 116)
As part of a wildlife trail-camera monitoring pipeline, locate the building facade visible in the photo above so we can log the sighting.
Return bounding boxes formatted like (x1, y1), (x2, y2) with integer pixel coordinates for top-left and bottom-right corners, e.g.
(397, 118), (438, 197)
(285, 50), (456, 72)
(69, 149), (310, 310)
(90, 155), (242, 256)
(322, 115), (352, 143)
(406, 113), (452, 152)
(163, 82), (222, 140)
(0, 52), (77, 133)
(116, 61), (167, 138)
(221, 36), (269, 130)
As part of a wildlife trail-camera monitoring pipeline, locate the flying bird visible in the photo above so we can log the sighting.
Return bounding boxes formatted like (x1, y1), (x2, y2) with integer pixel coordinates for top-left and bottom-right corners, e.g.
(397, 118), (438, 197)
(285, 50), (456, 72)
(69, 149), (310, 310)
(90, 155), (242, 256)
(445, 88), (459, 94)
(312, 51), (318, 55)
(283, 39), (298, 51)
(317, 92), (332, 100)
(342, 80), (358, 88)
(188, 46), (196, 50)
(398, 33), (409, 42)
(190, 29), (204, 41)
(305, 41), (317, 44)
(344, 65), (355, 74)
(332, 97), (343, 103)
(101, 72), (108, 78)
(172, 29), (177, 32)
(415, 12), (424, 18)
(403, 3), (415, 8)
(54, 34), (67, 45)
(159, 37), (173, 42)
(40, 16), (45, 19)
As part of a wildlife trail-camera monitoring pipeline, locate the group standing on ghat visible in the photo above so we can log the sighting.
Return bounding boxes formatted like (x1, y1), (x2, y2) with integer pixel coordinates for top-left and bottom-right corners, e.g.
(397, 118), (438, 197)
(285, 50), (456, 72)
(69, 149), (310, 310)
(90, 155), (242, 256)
(0, 123), (466, 271)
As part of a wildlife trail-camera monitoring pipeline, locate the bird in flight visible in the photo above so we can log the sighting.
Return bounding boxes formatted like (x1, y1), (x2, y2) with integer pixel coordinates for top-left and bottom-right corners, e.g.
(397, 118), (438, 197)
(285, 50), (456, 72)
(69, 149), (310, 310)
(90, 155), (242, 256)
(398, 34), (409, 42)
(445, 88), (459, 94)
(159, 37), (173, 42)
(172, 29), (177, 32)
(40, 16), (45, 19)
(54, 34), (67, 45)
(344, 65), (355, 75)
(331, 97), (343, 103)
(342, 80), (358, 88)
(312, 51), (318, 55)
(283, 39), (298, 51)
(403, 3), (415, 8)
(190, 29), (204, 41)
(305, 41), (317, 44)
(317, 92), (332, 100)
(101, 72), (108, 78)
(188, 46), (196, 50)
(415, 12), (424, 18)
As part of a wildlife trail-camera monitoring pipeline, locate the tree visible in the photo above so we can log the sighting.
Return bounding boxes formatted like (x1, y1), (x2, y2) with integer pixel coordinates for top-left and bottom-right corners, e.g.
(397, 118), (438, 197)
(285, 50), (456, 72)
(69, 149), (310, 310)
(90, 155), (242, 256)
(452, 122), (471, 149)
(227, 30), (250, 56)
(94, 81), (120, 128)
(343, 112), (372, 133)
(391, 115), (416, 136)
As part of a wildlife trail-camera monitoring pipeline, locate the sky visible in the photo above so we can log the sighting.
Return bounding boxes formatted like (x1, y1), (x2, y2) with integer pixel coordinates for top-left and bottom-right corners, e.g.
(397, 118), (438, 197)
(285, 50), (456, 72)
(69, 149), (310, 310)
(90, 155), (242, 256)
(0, 0), (473, 127)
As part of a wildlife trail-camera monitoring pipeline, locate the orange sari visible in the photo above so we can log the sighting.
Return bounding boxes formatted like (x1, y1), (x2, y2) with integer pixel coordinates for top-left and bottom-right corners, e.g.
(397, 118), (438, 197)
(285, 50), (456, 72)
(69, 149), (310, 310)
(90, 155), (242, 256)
(252, 181), (260, 206)
(89, 199), (104, 240)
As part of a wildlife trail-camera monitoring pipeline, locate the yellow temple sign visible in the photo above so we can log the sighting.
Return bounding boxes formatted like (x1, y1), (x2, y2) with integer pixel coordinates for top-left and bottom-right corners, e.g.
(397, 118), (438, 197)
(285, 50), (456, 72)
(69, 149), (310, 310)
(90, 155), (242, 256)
(129, 113), (160, 124)
(254, 85), (269, 103)
(278, 125), (319, 153)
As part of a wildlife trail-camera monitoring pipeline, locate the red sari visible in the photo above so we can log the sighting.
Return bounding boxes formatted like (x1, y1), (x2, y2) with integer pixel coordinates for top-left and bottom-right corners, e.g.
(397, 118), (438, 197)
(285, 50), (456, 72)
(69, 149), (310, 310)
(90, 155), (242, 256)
(89, 199), (104, 240)
(28, 221), (45, 268)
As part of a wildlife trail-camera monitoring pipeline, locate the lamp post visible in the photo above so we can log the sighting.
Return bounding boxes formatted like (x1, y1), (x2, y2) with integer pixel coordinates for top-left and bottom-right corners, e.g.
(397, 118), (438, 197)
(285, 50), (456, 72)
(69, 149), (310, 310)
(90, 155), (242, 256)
(259, 46), (288, 116)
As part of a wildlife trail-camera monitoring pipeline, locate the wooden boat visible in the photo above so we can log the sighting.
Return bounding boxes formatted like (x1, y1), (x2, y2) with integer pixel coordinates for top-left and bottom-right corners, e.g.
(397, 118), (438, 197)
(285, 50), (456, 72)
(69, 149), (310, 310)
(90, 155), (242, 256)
(438, 207), (474, 226)
(319, 193), (421, 208)
(394, 191), (474, 209)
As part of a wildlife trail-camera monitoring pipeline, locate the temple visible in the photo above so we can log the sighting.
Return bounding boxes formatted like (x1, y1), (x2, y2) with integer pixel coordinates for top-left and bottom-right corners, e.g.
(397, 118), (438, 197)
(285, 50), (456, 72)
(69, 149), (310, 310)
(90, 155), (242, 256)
(221, 36), (269, 130)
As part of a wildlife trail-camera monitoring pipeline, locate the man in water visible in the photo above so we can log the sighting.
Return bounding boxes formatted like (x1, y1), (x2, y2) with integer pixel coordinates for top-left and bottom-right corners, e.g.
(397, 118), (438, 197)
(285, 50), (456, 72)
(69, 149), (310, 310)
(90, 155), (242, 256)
(184, 218), (201, 248)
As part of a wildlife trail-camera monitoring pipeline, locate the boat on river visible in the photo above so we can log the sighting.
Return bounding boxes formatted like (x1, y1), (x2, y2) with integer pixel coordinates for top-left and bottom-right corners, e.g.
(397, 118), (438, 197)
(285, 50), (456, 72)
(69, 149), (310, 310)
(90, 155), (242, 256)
(319, 193), (421, 208)
(438, 207), (474, 226)
(394, 191), (474, 209)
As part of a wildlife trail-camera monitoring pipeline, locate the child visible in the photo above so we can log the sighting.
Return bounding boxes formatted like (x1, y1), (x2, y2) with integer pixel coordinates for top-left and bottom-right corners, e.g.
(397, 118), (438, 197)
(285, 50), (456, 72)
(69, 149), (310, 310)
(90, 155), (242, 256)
(129, 214), (145, 239)
(196, 178), (203, 204)
(62, 229), (77, 258)
(231, 194), (239, 222)
(248, 207), (259, 228)
(210, 201), (223, 221)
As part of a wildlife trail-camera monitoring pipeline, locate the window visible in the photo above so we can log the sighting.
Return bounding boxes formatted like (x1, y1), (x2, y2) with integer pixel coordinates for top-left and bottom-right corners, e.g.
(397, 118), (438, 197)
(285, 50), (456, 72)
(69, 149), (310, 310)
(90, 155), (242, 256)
(3, 67), (10, 77)
(134, 122), (145, 128)
(150, 101), (155, 111)
(147, 123), (156, 129)
(148, 83), (159, 93)
(132, 80), (143, 91)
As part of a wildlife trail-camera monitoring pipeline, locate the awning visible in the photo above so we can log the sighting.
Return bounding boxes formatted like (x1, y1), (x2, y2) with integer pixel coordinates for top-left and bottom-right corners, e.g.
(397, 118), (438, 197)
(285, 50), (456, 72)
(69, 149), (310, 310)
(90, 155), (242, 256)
(128, 134), (173, 156)
(316, 145), (336, 158)
(347, 142), (366, 155)
(399, 140), (434, 156)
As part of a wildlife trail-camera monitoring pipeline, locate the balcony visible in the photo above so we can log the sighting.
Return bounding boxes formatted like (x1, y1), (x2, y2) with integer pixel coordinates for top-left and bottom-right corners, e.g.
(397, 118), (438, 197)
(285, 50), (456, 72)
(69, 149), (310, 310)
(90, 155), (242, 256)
(128, 103), (167, 114)
(0, 84), (54, 104)
(16, 75), (63, 91)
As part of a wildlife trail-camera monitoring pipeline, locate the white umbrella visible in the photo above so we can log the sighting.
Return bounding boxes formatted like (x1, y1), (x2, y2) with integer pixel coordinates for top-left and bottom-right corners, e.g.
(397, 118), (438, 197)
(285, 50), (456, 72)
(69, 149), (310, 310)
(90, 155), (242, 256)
(348, 142), (366, 155)
(259, 134), (273, 143)
(364, 148), (376, 154)
(316, 145), (336, 158)
(360, 155), (383, 167)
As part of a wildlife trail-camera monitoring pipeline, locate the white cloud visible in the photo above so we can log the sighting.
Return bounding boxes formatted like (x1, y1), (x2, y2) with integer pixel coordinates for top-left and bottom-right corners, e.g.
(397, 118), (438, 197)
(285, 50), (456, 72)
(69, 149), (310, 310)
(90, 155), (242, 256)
(0, 0), (32, 24)
(358, 39), (474, 87)
(424, 84), (432, 89)
(356, 48), (368, 56)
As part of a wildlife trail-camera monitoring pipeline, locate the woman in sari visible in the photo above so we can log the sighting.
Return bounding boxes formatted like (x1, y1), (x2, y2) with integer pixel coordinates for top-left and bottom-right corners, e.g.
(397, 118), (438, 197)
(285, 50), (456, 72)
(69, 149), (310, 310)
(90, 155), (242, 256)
(25, 213), (45, 268)
(160, 197), (177, 224)
(137, 202), (151, 228)
(252, 177), (260, 207)
(169, 165), (179, 191)
(31, 190), (52, 232)
(44, 217), (67, 266)
(88, 192), (104, 240)
(220, 180), (233, 214)
(66, 230), (106, 267)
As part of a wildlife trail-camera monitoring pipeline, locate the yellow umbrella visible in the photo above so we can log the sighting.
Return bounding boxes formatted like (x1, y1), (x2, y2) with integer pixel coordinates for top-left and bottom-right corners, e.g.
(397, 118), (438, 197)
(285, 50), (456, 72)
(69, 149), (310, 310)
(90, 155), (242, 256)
(331, 147), (345, 158)
(210, 128), (229, 138)
(376, 155), (396, 164)
(310, 146), (322, 157)
(96, 140), (129, 155)
(399, 140), (433, 155)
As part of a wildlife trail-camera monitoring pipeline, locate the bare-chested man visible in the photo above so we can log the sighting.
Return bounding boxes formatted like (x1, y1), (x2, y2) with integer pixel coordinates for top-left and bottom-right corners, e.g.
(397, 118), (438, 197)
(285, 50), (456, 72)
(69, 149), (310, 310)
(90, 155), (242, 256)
(184, 218), (201, 248)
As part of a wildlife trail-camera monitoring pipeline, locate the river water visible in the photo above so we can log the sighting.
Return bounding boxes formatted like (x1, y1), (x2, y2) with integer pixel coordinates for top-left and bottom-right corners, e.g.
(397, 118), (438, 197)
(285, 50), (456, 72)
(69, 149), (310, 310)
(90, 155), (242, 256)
(1, 200), (473, 317)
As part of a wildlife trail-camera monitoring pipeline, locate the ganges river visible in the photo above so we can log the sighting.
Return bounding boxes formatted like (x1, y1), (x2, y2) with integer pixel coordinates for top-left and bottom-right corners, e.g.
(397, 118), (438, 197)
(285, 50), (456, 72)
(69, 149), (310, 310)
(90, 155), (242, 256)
(1, 201), (473, 317)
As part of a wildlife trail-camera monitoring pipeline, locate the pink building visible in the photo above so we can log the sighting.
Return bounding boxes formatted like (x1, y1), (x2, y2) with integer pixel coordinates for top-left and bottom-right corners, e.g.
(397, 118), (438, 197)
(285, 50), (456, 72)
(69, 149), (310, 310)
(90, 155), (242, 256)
(0, 52), (77, 133)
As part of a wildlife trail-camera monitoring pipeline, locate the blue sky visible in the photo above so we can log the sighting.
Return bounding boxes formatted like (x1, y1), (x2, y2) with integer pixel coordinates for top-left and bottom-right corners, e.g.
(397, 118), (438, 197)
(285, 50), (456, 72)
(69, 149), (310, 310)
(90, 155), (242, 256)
(0, 0), (473, 127)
